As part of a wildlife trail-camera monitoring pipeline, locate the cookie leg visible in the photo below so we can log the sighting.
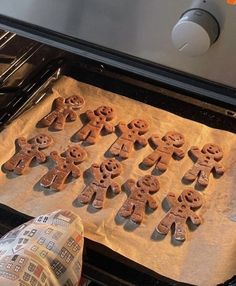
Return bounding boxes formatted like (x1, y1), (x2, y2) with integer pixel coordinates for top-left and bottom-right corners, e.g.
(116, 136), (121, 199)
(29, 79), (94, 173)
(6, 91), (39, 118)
(3, 154), (22, 172)
(86, 128), (100, 145)
(51, 172), (67, 191)
(77, 185), (95, 204)
(118, 199), (134, 218)
(174, 220), (186, 241)
(119, 141), (133, 159)
(142, 151), (160, 167)
(198, 169), (210, 187)
(109, 139), (122, 156)
(14, 157), (31, 175)
(40, 111), (57, 127)
(75, 125), (91, 141)
(93, 188), (106, 209)
(53, 113), (66, 130)
(130, 202), (145, 224)
(156, 213), (175, 235)
(183, 165), (199, 182)
(155, 154), (170, 172)
(40, 170), (57, 188)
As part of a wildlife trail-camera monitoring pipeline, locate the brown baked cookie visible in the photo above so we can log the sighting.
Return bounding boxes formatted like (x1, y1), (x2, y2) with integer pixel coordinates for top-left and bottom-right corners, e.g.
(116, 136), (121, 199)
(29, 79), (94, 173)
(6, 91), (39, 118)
(156, 189), (203, 241)
(40, 145), (87, 191)
(77, 158), (122, 209)
(74, 106), (115, 145)
(118, 175), (159, 224)
(3, 134), (53, 175)
(183, 143), (225, 187)
(108, 119), (149, 159)
(142, 131), (185, 172)
(39, 90), (85, 130)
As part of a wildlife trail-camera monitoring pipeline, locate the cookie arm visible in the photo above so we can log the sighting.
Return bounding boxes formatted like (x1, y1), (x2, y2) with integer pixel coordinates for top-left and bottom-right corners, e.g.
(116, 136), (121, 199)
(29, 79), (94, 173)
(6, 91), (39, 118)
(149, 135), (162, 147)
(103, 122), (114, 133)
(110, 181), (121, 194)
(71, 165), (81, 178)
(147, 195), (158, 209)
(90, 163), (100, 179)
(214, 162), (225, 175)
(189, 146), (201, 159)
(16, 137), (28, 149)
(117, 122), (128, 134)
(166, 192), (178, 208)
(125, 178), (136, 193)
(67, 109), (78, 121)
(173, 147), (185, 159)
(136, 136), (148, 147)
(50, 151), (63, 165)
(189, 210), (202, 225)
(85, 110), (95, 120)
(54, 96), (65, 107)
(35, 151), (47, 163)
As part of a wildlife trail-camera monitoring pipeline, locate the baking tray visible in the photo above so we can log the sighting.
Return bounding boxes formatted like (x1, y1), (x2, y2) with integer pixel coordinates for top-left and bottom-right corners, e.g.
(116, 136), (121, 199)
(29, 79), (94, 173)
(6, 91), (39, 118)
(0, 46), (236, 286)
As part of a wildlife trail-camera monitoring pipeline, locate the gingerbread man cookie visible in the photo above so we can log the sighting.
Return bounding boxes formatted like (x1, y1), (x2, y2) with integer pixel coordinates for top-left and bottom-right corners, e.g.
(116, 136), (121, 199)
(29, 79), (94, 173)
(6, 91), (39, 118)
(4, 134), (53, 175)
(74, 106), (115, 144)
(40, 145), (87, 191)
(77, 158), (122, 209)
(108, 119), (149, 159)
(156, 189), (203, 241)
(118, 175), (159, 224)
(183, 143), (225, 187)
(142, 131), (185, 172)
(39, 90), (85, 130)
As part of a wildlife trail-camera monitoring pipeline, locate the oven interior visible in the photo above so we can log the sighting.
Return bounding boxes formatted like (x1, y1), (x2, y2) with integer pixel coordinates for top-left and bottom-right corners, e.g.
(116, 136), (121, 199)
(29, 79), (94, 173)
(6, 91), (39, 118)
(0, 29), (236, 132)
(0, 30), (235, 286)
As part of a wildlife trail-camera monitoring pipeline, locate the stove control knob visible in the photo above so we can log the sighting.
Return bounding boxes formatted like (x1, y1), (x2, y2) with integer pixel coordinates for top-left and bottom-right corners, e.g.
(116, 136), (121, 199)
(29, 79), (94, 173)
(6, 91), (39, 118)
(172, 9), (220, 56)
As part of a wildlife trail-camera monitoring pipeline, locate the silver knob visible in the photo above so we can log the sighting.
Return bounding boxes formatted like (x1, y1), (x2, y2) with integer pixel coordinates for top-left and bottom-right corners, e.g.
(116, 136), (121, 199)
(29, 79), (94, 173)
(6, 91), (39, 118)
(172, 9), (220, 56)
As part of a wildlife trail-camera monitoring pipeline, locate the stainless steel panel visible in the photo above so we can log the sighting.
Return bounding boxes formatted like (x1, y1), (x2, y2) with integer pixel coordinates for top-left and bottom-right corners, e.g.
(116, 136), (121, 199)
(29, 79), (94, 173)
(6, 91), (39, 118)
(0, 0), (235, 88)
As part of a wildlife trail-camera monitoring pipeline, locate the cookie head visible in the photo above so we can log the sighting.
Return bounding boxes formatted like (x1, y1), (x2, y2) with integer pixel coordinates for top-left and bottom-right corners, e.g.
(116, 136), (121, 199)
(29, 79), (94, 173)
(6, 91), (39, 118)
(202, 143), (223, 161)
(101, 159), (122, 177)
(65, 94), (85, 109)
(180, 189), (202, 208)
(95, 106), (114, 120)
(137, 175), (159, 193)
(129, 119), (149, 134)
(32, 134), (53, 149)
(65, 146), (87, 163)
(163, 131), (185, 147)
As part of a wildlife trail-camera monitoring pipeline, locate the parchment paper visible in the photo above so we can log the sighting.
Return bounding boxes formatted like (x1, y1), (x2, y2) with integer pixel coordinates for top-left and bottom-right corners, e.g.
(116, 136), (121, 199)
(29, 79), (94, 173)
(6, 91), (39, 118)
(0, 76), (236, 286)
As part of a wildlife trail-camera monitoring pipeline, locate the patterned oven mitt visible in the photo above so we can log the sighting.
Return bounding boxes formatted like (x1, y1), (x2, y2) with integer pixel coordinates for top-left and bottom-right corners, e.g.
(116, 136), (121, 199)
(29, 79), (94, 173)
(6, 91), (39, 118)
(0, 209), (84, 286)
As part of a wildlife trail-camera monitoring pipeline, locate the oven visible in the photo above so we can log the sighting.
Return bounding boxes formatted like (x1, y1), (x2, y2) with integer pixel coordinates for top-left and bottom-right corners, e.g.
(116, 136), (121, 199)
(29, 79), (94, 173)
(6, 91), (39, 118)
(0, 1), (235, 285)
